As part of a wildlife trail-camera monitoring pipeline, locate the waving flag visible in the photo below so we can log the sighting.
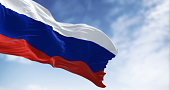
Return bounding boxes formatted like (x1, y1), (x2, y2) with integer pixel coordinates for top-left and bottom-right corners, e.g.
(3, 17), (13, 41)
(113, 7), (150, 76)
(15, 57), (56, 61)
(0, 0), (117, 88)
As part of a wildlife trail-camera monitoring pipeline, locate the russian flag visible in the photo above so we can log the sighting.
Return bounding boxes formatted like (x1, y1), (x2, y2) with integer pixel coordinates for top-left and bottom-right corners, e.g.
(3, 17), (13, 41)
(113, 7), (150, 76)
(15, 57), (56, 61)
(0, 0), (117, 88)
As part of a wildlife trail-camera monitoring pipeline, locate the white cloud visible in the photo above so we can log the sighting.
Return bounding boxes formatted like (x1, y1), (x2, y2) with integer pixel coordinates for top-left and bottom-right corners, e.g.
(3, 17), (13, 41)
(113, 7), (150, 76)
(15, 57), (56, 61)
(24, 85), (83, 90)
(0, 84), (60, 90)
(0, 84), (80, 90)
(5, 55), (32, 64)
(0, 0), (168, 90)
(142, 0), (162, 7)
(25, 85), (49, 90)
(108, 0), (169, 90)
(104, 0), (136, 4)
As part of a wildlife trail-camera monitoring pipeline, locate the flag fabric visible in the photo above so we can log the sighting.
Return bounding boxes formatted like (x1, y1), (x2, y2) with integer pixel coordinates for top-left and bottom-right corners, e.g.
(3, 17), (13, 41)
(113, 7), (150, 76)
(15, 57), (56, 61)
(0, 0), (117, 88)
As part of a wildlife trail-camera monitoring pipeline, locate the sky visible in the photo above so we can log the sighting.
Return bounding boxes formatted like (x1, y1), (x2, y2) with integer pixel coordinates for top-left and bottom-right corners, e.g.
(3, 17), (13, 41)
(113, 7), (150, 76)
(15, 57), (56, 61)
(0, 0), (169, 90)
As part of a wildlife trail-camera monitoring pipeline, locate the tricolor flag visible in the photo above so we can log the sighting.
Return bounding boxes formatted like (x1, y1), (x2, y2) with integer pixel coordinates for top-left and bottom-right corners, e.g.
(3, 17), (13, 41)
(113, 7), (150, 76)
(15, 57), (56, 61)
(0, 0), (117, 88)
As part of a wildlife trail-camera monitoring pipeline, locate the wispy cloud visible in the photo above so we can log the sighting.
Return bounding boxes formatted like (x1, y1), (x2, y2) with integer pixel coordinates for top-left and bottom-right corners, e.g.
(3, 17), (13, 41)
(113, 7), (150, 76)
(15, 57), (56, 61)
(0, 85), (50, 90)
(104, 0), (136, 5)
(25, 85), (49, 90)
(24, 84), (82, 90)
(107, 0), (169, 90)
(0, 0), (168, 90)
(5, 55), (32, 64)
(0, 84), (91, 90)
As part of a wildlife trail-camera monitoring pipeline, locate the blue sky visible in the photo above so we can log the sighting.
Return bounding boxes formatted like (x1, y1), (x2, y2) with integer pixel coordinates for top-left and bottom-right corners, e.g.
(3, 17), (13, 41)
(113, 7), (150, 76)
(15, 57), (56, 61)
(0, 0), (169, 90)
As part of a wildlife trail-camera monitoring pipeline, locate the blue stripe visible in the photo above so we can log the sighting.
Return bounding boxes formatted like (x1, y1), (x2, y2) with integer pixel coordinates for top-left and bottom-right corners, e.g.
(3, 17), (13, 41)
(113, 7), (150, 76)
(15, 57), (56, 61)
(0, 3), (115, 72)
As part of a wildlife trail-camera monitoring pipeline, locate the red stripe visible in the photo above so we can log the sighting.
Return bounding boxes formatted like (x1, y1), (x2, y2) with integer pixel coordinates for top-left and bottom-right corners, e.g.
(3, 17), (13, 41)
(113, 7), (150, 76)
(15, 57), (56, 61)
(0, 34), (106, 88)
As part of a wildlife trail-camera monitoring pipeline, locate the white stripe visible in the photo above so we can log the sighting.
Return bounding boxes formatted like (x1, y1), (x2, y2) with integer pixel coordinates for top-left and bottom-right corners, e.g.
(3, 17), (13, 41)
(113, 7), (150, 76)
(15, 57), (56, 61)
(0, 0), (118, 55)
